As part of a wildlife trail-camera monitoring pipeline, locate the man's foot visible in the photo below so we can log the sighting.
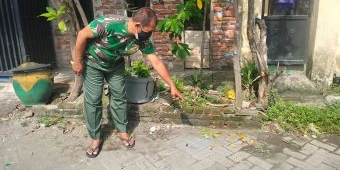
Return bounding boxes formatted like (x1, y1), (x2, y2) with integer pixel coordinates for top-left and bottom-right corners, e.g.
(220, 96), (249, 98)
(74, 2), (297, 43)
(86, 139), (103, 158)
(119, 133), (135, 148)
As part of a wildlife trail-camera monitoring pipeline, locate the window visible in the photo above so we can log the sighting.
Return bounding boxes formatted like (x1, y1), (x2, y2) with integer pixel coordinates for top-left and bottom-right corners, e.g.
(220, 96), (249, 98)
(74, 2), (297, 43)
(125, 0), (150, 17)
(265, 0), (311, 16)
(184, 1), (210, 31)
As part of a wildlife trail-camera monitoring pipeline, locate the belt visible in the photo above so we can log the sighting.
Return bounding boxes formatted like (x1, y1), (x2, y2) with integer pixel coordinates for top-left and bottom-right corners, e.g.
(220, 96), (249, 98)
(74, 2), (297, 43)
(86, 55), (124, 64)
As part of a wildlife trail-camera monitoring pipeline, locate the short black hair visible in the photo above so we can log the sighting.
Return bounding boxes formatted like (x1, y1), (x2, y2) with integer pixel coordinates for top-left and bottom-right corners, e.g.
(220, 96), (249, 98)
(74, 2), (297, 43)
(131, 7), (157, 27)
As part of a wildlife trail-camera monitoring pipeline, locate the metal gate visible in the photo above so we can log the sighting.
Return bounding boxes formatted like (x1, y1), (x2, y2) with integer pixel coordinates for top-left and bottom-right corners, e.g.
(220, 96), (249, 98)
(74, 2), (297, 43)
(0, 0), (25, 76)
(0, 0), (56, 76)
(263, 0), (312, 65)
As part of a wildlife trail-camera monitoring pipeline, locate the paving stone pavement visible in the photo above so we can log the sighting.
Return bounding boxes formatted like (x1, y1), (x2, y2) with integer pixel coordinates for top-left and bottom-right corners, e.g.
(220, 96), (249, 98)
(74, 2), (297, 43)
(1, 75), (340, 170)
(0, 83), (20, 117)
(1, 113), (340, 170)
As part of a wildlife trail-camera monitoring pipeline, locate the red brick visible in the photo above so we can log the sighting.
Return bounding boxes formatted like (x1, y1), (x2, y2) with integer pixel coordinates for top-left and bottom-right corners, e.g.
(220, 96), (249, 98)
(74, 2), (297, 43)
(223, 10), (235, 17)
(213, 7), (222, 12)
(213, 3), (222, 7)
(223, 31), (235, 39)
(166, 4), (177, 9)
(153, 5), (164, 9)
(223, 17), (237, 22)
(212, 30), (224, 35)
(159, 9), (175, 14)
(221, 25), (236, 30)
(102, 1), (112, 6)
(212, 34), (222, 40)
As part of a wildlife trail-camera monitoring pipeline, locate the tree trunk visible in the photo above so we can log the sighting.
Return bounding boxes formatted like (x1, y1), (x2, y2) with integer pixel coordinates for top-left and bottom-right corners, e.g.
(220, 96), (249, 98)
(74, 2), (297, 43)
(67, 0), (88, 101)
(234, 0), (242, 107)
(200, 3), (207, 79)
(247, 0), (269, 106)
(255, 18), (268, 105)
(49, 0), (88, 101)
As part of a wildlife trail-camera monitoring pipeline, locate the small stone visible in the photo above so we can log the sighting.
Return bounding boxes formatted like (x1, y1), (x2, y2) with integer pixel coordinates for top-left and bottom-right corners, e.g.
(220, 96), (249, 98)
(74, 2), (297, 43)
(60, 93), (68, 100)
(242, 101), (251, 109)
(150, 126), (156, 132)
(282, 136), (293, 143)
(1, 117), (10, 121)
(22, 110), (34, 118)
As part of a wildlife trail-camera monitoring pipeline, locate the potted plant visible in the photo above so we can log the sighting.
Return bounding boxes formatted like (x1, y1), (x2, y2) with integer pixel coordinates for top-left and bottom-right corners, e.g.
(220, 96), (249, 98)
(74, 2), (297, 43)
(125, 61), (155, 104)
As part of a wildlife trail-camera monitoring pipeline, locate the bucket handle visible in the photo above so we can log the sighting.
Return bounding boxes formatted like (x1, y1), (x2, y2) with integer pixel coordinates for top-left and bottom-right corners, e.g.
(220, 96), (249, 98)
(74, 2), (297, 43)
(145, 81), (150, 98)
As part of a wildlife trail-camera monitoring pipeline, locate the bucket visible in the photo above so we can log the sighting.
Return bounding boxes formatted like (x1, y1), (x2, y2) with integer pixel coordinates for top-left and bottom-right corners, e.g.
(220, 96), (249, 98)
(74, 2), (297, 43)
(126, 77), (155, 104)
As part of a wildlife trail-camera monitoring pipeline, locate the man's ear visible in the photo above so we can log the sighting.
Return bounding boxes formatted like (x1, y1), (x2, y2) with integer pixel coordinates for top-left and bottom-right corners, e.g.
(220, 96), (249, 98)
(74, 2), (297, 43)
(135, 22), (142, 27)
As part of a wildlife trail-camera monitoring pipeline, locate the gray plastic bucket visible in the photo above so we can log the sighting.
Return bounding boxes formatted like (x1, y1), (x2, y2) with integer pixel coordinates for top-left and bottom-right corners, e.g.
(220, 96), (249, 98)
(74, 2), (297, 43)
(126, 77), (155, 104)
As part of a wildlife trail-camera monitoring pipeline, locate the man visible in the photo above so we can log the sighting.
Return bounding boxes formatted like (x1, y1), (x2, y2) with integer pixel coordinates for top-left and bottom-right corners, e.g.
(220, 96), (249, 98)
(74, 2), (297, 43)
(72, 7), (182, 158)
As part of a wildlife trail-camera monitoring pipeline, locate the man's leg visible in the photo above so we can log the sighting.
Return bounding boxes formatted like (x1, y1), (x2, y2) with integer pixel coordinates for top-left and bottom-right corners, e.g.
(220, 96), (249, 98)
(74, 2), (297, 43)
(105, 61), (135, 148)
(105, 62), (127, 133)
(83, 64), (104, 141)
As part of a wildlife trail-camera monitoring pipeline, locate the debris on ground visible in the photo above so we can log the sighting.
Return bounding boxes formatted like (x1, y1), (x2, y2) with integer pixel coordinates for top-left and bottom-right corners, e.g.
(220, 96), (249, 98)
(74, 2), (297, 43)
(38, 115), (63, 127)
(200, 128), (221, 139)
(22, 110), (34, 118)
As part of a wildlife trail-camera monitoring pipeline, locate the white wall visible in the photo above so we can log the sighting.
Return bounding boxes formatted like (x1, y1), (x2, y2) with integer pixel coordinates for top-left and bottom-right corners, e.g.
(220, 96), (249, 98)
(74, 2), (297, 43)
(309, 0), (340, 87)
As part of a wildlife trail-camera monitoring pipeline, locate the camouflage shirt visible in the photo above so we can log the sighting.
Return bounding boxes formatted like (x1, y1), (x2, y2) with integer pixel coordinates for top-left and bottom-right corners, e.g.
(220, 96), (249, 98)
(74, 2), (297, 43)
(85, 15), (154, 62)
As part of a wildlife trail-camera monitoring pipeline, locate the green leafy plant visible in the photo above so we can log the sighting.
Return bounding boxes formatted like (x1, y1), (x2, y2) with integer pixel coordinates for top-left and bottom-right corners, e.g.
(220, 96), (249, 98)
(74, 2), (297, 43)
(126, 61), (151, 78)
(157, 80), (168, 92)
(328, 84), (340, 94)
(172, 75), (185, 93)
(191, 71), (202, 87)
(38, 115), (64, 127)
(241, 61), (260, 100)
(156, 0), (208, 59)
(39, 5), (67, 33)
(189, 71), (209, 90)
(266, 98), (340, 135)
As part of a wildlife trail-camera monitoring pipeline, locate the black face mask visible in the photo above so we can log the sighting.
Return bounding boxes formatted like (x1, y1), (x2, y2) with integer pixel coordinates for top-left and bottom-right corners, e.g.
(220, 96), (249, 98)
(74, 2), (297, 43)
(136, 30), (152, 41)
(135, 25), (153, 41)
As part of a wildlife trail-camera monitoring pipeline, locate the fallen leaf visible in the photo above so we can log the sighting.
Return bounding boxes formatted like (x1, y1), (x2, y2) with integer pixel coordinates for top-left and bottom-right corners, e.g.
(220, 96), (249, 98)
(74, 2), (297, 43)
(241, 140), (248, 146)
(238, 133), (247, 139)
(249, 139), (255, 146)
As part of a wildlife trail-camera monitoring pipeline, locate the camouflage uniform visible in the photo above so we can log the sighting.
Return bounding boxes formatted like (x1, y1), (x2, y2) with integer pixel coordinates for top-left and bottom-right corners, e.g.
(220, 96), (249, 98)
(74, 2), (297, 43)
(83, 16), (154, 139)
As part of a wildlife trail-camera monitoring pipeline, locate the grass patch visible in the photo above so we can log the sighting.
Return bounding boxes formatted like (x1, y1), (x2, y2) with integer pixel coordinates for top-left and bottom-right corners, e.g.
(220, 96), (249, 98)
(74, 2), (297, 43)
(328, 84), (340, 94)
(265, 99), (340, 135)
(38, 115), (64, 127)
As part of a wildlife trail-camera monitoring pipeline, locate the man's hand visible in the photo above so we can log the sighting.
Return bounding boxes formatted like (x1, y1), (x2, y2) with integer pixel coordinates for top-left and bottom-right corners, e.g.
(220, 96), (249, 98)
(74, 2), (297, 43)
(146, 53), (183, 101)
(170, 86), (183, 101)
(72, 60), (83, 76)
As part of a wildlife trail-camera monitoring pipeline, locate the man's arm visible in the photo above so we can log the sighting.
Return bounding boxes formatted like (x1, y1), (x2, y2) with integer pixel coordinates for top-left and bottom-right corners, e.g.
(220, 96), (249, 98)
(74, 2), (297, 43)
(146, 53), (182, 99)
(72, 25), (94, 75)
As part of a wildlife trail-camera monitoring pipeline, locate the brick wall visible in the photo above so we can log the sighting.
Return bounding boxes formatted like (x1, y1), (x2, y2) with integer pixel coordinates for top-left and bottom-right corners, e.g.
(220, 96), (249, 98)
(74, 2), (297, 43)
(150, 0), (237, 70)
(53, 33), (71, 69)
(149, 0), (183, 71)
(53, 0), (237, 71)
(53, 0), (126, 69)
(210, 1), (236, 69)
(92, 0), (125, 18)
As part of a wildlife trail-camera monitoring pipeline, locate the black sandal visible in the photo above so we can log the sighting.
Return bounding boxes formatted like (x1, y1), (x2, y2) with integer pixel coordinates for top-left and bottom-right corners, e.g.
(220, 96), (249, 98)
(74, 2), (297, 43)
(119, 136), (135, 148)
(86, 140), (103, 158)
